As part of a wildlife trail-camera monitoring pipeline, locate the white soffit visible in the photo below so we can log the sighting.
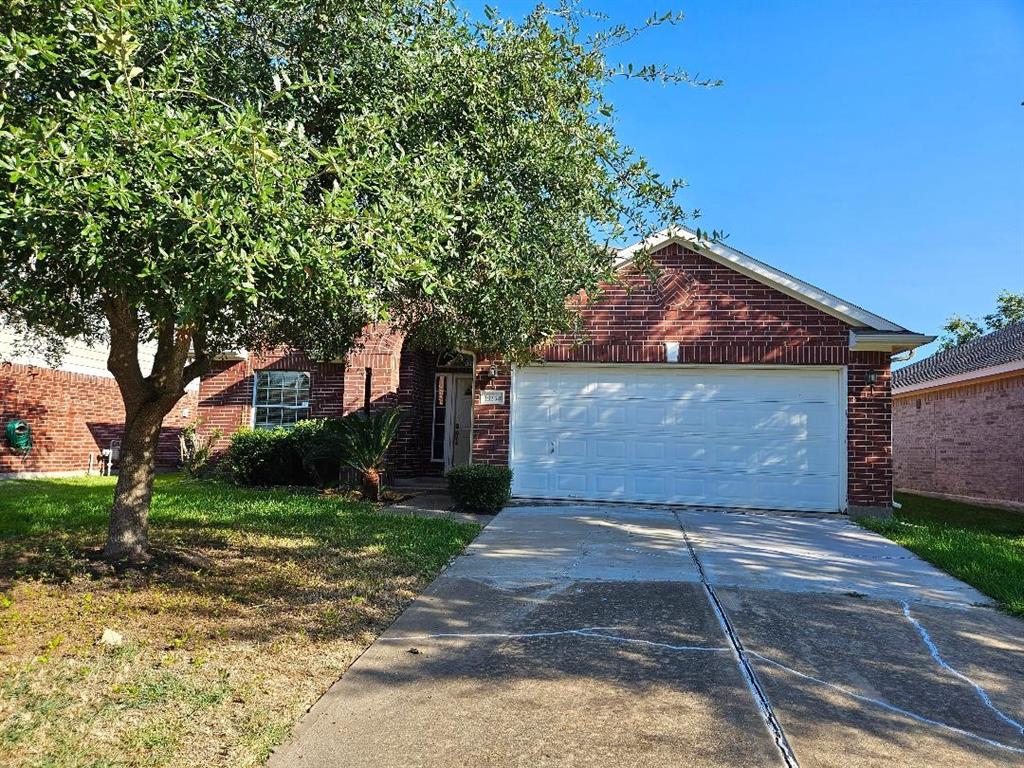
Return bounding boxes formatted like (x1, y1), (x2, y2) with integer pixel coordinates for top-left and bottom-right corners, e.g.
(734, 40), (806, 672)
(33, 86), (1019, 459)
(848, 330), (936, 353)
(615, 227), (906, 332)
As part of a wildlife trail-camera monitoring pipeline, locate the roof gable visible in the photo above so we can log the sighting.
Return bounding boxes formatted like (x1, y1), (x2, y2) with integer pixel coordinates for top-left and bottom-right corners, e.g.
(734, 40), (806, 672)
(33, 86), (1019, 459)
(616, 227), (907, 332)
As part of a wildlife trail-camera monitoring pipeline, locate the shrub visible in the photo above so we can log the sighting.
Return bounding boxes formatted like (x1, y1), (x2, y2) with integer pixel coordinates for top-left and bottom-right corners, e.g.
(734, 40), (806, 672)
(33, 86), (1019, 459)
(224, 417), (392, 488)
(178, 421), (221, 478)
(446, 465), (513, 513)
(224, 428), (304, 486)
(337, 408), (404, 501)
(294, 418), (348, 487)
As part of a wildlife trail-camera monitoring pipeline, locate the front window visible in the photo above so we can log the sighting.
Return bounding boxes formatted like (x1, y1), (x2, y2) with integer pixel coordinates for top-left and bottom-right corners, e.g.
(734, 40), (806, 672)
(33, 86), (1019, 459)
(253, 371), (311, 429)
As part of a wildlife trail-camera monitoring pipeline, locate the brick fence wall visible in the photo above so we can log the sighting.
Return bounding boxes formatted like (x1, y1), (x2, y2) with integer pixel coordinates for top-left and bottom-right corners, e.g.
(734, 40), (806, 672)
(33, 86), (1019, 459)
(0, 362), (197, 475)
(472, 242), (894, 508)
(893, 374), (1024, 505)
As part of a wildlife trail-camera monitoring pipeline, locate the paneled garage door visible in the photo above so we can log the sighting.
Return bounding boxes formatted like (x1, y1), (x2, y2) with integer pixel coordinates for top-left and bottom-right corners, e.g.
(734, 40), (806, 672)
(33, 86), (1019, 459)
(510, 366), (844, 512)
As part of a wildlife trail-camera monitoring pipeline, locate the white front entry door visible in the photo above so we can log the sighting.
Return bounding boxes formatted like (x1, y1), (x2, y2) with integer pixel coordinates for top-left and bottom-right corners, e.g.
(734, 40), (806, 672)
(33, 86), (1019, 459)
(510, 366), (844, 512)
(450, 374), (474, 468)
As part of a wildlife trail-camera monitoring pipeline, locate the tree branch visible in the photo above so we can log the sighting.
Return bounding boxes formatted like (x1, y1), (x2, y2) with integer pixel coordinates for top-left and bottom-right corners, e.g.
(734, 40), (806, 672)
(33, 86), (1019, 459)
(148, 317), (193, 396)
(181, 321), (211, 385)
(102, 293), (147, 401)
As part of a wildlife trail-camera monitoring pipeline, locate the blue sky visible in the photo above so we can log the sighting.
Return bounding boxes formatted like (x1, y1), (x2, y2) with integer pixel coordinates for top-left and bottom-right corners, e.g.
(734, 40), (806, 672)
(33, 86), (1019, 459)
(466, 0), (1024, 361)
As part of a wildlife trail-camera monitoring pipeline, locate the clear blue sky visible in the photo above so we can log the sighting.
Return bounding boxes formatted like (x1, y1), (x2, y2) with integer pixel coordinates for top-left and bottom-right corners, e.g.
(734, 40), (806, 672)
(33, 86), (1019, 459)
(466, 0), (1024, 361)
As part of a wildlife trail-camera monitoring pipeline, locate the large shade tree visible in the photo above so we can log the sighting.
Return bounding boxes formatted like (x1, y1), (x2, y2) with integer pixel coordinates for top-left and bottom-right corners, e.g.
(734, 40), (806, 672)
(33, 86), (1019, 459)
(0, 0), (712, 562)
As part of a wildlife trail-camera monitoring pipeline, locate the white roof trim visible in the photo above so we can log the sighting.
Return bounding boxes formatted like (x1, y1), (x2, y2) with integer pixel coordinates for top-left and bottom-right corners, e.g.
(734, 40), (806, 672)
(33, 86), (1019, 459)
(849, 330), (935, 353)
(894, 358), (1024, 395)
(616, 227), (906, 332)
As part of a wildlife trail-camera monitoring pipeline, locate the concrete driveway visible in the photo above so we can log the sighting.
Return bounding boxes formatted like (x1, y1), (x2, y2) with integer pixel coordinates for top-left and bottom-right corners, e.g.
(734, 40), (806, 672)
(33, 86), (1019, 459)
(270, 505), (1024, 767)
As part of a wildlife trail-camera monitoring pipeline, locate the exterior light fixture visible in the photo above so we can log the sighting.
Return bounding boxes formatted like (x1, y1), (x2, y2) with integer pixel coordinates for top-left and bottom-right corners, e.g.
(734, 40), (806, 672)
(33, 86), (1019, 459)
(866, 369), (879, 386)
(481, 361), (500, 385)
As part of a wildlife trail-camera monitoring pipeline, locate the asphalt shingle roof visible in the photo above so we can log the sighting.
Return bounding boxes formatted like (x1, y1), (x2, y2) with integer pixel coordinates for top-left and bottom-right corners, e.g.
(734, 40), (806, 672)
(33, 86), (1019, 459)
(893, 320), (1024, 388)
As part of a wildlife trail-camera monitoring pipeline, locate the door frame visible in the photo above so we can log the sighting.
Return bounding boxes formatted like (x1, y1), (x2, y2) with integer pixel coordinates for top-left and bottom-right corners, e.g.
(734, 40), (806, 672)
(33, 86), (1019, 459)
(509, 362), (848, 511)
(432, 364), (476, 471)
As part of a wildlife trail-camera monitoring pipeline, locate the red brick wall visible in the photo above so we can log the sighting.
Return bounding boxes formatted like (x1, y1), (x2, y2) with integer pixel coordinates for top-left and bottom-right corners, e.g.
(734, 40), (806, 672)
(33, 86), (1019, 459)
(343, 325), (405, 413)
(0, 362), (197, 475)
(848, 354), (893, 507)
(893, 374), (1024, 505)
(196, 328), (423, 473)
(472, 242), (893, 508)
(390, 348), (440, 477)
(472, 360), (512, 466)
(197, 350), (347, 438)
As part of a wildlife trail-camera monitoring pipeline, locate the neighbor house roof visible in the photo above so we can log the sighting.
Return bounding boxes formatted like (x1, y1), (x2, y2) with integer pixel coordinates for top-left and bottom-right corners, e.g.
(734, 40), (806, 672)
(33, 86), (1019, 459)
(615, 227), (934, 352)
(893, 320), (1024, 392)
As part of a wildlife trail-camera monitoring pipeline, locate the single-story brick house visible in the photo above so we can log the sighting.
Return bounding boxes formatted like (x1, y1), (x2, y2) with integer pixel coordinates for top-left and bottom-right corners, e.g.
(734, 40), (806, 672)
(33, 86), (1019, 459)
(893, 320), (1024, 510)
(198, 228), (932, 515)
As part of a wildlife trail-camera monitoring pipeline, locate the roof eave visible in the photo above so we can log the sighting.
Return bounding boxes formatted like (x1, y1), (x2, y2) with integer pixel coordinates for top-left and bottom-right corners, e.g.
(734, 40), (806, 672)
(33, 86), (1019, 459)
(894, 358), (1024, 394)
(848, 331), (936, 353)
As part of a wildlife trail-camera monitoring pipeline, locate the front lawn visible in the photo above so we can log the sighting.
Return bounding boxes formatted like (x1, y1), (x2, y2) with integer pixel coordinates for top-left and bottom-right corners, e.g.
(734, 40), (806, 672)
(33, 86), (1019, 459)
(860, 493), (1024, 617)
(0, 475), (479, 768)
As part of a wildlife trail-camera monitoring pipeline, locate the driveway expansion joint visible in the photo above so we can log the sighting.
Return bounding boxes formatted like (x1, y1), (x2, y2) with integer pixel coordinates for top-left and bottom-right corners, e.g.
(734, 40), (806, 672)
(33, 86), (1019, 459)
(674, 510), (801, 768)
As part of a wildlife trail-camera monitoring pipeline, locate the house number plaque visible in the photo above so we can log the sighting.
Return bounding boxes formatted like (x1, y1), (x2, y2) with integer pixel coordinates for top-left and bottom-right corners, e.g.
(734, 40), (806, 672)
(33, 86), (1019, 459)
(479, 390), (506, 405)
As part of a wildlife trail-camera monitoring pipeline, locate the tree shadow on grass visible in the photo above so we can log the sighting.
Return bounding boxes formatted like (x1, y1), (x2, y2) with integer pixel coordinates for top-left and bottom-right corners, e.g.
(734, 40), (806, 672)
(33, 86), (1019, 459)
(0, 475), (479, 647)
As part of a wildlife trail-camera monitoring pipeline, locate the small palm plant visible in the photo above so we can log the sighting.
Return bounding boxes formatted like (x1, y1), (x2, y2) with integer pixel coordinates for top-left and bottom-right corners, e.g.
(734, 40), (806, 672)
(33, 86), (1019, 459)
(338, 408), (404, 501)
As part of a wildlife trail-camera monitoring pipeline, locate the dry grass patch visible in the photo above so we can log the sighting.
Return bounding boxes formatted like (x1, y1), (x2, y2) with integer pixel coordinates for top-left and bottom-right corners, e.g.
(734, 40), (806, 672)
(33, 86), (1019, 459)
(0, 475), (479, 767)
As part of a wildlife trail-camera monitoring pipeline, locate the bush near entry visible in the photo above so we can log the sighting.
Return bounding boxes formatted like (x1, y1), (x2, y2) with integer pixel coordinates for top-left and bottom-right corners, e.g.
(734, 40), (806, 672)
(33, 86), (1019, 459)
(446, 465), (513, 514)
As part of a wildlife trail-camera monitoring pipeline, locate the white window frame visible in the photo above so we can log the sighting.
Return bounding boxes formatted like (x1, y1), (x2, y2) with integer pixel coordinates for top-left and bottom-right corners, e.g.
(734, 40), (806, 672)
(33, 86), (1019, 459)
(251, 370), (311, 430)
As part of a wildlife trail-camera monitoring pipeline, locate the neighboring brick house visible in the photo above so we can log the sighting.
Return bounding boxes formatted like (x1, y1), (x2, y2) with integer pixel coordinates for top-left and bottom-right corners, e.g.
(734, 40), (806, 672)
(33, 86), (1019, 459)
(0, 332), (198, 477)
(893, 321), (1024, 510)
(198, 228), (932, 515)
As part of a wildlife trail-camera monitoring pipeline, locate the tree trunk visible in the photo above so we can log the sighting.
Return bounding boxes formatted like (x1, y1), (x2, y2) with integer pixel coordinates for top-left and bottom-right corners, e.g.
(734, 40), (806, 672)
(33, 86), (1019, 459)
(102, 402), (168, 563)
(361, 467), (381, 502)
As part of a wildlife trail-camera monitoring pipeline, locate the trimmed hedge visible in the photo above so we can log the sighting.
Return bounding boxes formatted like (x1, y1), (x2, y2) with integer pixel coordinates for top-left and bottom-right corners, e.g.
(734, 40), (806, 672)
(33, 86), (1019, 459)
(446, 464), (513, 513)
(224, 419), (346, 486)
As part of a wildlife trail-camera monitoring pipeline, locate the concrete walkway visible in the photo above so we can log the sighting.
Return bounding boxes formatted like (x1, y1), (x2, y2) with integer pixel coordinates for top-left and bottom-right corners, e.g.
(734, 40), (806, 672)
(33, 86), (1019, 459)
(270, 505), (1024, 768)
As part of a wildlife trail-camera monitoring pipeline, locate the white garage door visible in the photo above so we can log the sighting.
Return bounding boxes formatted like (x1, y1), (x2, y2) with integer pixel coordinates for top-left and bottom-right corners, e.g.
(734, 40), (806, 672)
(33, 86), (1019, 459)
(510, 366), (844, 512)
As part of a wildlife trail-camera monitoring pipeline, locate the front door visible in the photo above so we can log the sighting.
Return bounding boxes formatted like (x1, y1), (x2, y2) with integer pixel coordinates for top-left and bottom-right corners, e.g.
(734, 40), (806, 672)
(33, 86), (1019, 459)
(449, 374), (474, 467)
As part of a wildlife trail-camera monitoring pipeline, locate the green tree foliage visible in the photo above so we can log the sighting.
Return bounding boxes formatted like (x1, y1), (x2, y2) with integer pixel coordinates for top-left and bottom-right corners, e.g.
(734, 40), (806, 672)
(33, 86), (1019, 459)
(940, 290), (1024, 349)
(0, 0), (713, 559)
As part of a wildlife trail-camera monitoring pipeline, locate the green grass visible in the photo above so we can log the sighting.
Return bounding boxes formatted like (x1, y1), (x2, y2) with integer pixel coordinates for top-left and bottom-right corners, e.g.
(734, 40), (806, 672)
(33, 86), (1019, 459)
(0, 474), (480, 768)
(860, 493), (1024, 617)
(0, 474), (477, 576)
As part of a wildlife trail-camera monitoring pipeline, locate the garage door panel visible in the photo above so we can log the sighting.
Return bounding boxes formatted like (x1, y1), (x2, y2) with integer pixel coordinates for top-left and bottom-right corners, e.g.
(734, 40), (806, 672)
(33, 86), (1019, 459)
(511, 366), (843, 511)
(594, 405), (628, 425)
(635, 404), (673, 426)
(558, 438), (588, 460)
(594, 440), (628, 460)
(594, 473), (628, 495)
(632, 474), (671, 498)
